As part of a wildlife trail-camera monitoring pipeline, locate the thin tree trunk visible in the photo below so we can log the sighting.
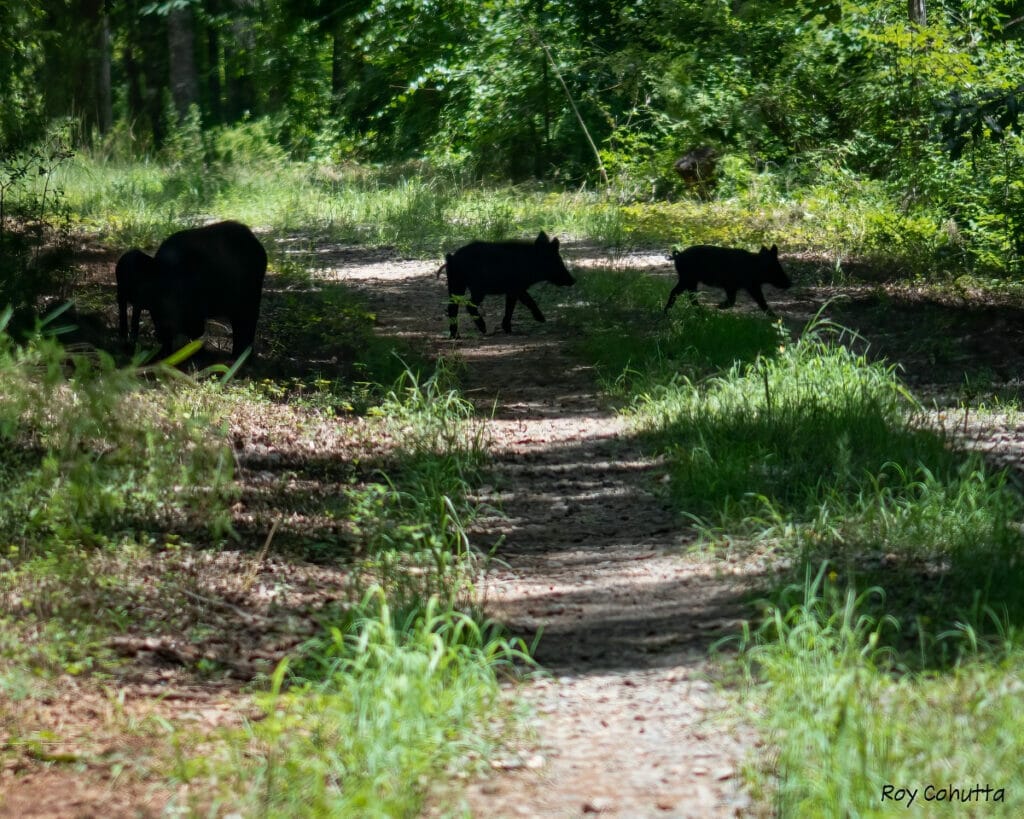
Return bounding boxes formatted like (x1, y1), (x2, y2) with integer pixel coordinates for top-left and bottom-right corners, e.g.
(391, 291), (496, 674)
(331, 28), (346, 116)
(225, 16), (257, 121)
(124, 43), (145, 123)
(535, 35), (608, 187)
(908, 0), (927, 26)
(207, 23), (222, 124)
(97, 11), (113, 134)
(168, 5), (200, 119)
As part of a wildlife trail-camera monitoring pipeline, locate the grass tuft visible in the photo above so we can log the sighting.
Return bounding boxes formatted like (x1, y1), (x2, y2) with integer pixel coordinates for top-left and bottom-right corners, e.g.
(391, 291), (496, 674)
(736, 564), (1024, 816)
(187, 591), (526, 818)
(572, 265), (1024, 814)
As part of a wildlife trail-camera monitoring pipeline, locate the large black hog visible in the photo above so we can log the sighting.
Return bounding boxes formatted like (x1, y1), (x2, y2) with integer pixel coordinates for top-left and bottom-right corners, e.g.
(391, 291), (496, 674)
(664, 244), (791, 313)
(115, 248), (158, 343)
(437, 231), (575, 338)
(150, 221), (267, 357)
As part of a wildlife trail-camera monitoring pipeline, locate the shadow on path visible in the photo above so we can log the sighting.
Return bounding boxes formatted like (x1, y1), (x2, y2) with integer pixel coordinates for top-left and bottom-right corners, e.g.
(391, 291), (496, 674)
(340, 250), (761, 817)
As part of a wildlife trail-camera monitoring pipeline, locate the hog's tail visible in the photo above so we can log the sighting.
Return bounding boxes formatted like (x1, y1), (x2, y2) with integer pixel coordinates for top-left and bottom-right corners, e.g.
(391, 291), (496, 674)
(435, 262), (447, 279)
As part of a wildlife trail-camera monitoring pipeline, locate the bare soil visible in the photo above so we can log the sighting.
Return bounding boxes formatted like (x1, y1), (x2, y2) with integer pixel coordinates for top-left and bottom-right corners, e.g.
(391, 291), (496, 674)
(4, 244), (1024, 818)
(341, 249), (1024, 818)
(332, 254), (763, 817)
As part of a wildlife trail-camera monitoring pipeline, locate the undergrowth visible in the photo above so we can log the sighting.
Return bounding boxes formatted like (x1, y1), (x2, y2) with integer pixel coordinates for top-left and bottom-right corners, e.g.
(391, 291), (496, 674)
(0, 305), (236, 558)
(47, 151), (967, 282)
(737, 566), (1024, 816)
(191, 594), (527, 817)
(571, 266), (1024, 815)
(0, 296), (524, 815)
(171, 363), (525, 817)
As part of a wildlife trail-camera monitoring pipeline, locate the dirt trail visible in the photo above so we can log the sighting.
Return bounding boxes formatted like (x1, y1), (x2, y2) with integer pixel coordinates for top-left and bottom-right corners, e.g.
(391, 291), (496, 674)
(330, 252), (763, 817)
(6, 243), (1022, 816)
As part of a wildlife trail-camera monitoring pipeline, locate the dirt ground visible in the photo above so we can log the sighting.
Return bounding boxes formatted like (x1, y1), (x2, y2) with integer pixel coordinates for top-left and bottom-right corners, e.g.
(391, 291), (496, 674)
(331, 253), (763, 817)
(4, 243), (1024, 817)
(338, 247), (1024, 818)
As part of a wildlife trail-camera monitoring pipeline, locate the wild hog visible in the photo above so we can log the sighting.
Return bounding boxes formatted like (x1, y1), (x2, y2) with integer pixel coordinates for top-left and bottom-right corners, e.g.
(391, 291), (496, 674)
(664, 244), (791, 313)
(673, 146), (719, 197)
(115, 248), (158, 343)
(149, 221), (268, 357)
(437, 231), (575, 338)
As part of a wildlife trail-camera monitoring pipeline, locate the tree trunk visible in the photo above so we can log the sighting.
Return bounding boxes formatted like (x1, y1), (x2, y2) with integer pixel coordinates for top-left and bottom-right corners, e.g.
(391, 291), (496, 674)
(97, 11), (113, 134)
(168, 5), (200, 119)
(124, 43), (145, 124)
(207, 22), (222, 124)
(908, 0), (927, 26)
(224, 15), (257, 121)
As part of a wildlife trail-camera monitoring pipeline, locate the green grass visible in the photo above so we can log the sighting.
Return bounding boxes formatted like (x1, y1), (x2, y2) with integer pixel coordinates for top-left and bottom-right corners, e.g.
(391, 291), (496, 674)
(635, 327), (945, 527)
(0, 308), (237, 557)
(570, 264), (1024, 815)
(348, 362), (492, 612)
(738, 566), (1024, 816)
(0, 276), (524, 815)
(38, 146), (961, 280)
(564, 267), (786, 395)
(56, 157), (598, 255)
(183, 594), (525, 818)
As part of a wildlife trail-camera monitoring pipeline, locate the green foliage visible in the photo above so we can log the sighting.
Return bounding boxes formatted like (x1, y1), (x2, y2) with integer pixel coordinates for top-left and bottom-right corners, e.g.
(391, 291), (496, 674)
(156, 103), (229, 212)
(194, 593), (525, 818)
(212, 118), (290, 168)
(941, 133), (1024, 276)
(0, 304), (525, 812)
(737, 566), (1024, 816)
(941, 85), (1024, 161)
(0, 312), (236, 555)
(0, 308), (240, 687)
(0, 0), (46, 149)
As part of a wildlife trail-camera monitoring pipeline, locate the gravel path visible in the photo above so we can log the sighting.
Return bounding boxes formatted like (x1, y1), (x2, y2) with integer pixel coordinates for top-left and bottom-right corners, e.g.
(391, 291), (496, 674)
(328, 249), (763, 817)
(6, 241), (1018, 817)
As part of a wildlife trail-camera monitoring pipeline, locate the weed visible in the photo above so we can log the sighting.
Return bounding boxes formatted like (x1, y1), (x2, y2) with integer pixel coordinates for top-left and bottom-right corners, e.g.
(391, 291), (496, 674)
(735, 565), (1024, 816)
(187, 591), (527, 817)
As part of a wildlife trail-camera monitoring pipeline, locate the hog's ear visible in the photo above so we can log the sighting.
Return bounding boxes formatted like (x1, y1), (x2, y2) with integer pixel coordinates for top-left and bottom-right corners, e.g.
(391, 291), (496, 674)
(550, 237), (560, 251)
(536, 230), (550, 245)
(760, 245), (769, 254)
(770, 244), (778, 257)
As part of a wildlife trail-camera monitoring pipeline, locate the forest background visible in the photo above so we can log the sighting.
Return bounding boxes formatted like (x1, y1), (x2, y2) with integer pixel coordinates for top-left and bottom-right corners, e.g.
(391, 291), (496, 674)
(4, 1), (1024, 815)
(3, 0), (1024, 283)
